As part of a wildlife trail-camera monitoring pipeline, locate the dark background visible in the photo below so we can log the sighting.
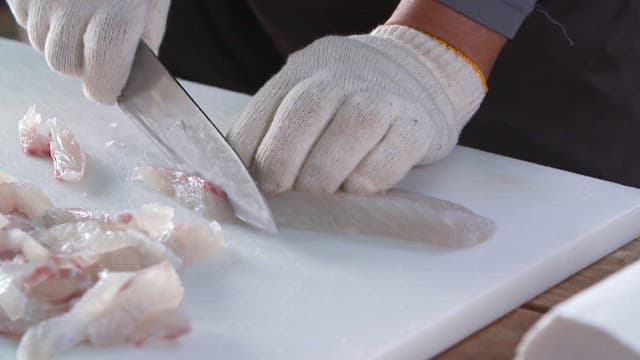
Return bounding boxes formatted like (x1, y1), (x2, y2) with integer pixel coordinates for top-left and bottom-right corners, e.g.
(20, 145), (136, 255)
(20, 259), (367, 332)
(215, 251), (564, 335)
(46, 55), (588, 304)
(0, 3), (26, 41)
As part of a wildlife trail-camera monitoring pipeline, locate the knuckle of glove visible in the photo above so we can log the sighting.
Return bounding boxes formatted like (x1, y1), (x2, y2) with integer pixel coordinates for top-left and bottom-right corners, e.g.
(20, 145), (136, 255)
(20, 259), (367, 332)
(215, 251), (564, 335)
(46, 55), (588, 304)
(26, 0), (51, 53)
(82, 1), (148, 104)
(244, 30), (478, 195)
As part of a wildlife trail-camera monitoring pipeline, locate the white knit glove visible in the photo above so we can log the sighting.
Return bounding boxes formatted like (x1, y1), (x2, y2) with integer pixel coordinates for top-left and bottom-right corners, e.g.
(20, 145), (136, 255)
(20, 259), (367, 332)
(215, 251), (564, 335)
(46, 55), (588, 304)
(228, 25), (486, 195)
(6, 0), (171, 105)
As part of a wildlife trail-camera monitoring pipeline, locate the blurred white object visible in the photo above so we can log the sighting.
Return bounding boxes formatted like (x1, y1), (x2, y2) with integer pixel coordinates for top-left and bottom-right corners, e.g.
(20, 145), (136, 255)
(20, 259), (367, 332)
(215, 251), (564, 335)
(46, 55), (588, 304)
(516, 259), (640, 360)
(6, 0), (170, 105)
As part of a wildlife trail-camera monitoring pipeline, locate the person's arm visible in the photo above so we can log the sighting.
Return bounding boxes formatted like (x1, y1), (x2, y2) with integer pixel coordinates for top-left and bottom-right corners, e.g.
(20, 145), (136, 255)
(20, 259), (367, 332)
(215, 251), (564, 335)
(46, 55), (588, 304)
(386, 0), (507, 78)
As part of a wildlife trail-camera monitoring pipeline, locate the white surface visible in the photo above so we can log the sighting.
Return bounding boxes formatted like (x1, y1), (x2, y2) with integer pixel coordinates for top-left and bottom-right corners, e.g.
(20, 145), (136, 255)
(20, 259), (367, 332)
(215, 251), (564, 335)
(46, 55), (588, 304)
(1, 37), (640, 359)
(516, 259), (640, 360)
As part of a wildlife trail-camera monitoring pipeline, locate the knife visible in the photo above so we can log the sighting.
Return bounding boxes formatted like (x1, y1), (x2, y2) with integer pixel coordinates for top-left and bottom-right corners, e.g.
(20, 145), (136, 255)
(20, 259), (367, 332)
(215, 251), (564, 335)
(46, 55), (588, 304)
(117, 41), (277, 233)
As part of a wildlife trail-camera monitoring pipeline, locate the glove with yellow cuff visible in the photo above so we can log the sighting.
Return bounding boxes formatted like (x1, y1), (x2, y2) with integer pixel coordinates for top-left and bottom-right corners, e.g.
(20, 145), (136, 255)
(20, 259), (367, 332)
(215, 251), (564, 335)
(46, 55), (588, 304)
(228, 24), (487, 195)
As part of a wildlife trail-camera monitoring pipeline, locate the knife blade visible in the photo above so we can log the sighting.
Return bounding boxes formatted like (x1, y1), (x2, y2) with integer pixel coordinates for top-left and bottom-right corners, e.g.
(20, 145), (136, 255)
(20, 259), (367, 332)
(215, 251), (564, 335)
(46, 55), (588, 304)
(117, 41), (277, 233)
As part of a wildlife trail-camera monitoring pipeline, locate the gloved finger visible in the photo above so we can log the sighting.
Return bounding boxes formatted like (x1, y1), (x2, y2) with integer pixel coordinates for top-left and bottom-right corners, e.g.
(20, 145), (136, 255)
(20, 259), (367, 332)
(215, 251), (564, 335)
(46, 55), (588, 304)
(6, 0), (29, 27)
(142, 0), (171, 53)
(26, 0), (50, 52)
(343, 117), (431, 194)
(82, 1), (148, 105)
(253, 75), (347, 194)
(45, 7), (89, 76)
(294, 92), (392, 193)
(227, 70), (302, 166)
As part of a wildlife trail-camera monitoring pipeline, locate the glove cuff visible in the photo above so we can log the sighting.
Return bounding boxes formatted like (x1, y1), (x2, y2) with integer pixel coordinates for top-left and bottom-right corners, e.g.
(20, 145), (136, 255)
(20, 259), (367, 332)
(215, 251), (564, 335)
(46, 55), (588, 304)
(371, 24), (486, 126)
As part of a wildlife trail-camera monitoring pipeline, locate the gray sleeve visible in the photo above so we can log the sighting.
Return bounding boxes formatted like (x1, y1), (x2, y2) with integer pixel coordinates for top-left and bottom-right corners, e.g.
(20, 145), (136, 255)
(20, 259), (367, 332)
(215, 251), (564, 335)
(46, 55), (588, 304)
(437, 0), (537, 38)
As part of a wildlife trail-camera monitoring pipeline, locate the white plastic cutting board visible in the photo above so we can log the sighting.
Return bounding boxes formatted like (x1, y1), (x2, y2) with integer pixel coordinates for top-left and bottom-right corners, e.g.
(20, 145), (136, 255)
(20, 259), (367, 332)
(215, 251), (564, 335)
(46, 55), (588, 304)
(1, 38), (640, 360)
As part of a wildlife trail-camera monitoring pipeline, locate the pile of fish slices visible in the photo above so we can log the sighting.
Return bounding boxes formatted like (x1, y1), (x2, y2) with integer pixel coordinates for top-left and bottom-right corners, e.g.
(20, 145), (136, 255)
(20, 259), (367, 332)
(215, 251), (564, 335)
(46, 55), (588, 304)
(0, 171), (223, 360)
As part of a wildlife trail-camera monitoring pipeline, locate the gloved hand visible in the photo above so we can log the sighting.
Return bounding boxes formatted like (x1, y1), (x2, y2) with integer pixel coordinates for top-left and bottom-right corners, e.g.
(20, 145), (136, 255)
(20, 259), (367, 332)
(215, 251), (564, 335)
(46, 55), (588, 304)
(228, 25), (486, 195)
(6, 0), (171, 105)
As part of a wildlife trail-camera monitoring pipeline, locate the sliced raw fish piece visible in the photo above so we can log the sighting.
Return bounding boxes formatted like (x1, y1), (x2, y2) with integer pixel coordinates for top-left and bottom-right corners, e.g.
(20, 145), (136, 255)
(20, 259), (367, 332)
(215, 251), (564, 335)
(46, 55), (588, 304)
(17, 271), (134, 360)
(131, 204), (174, 238)
(86, 262), (185, 346)
(41, 205), (221, 267)
(135, 167), (495, 246)
(37, 221), (182, 270)
(0, 171), (16, 184)
(18, 105), (51, 158)
(18, 257), (92, 304)
(0, 229), (48, 260)
(128, 307), (191, 346)
(48, 118), (86, 182)
(0, 227), (41, 264)
(133, 166), (235, 222)
(162, 222), (223, 267)
(43, 205), (171, 237)
(41, 208), (133, 229)
(20, 233), (50, 262)
(17, 262), (185, 359)
(0, 215), (8, 229)
(0, 267), (27, 321)
(0, 214), (34, 233)
(0, 229), (25, 258)
(0, 296), (67, 336)
(0, 183), (53, 219)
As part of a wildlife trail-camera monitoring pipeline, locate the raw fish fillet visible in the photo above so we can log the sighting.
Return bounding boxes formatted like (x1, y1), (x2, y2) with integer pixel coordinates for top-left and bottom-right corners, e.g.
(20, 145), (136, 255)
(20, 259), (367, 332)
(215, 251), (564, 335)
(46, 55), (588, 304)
(270, 190), (495, 247)
(135, 167), (495, 247)
(17, 262), (187, 360)
(18, 105), (50, 158)
(48, 118), (86, 182)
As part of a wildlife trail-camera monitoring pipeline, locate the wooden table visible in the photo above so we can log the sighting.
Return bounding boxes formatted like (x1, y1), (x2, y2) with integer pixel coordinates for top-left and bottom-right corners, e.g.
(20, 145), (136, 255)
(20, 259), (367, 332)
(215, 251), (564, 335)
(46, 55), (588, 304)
(435, 238), (640, 359)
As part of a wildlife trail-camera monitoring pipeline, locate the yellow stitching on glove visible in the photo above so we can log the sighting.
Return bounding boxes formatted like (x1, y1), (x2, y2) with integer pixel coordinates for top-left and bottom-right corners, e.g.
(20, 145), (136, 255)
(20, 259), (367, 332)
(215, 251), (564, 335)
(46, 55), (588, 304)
(421, 31), (488, 92)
